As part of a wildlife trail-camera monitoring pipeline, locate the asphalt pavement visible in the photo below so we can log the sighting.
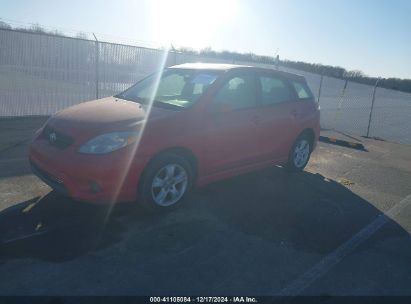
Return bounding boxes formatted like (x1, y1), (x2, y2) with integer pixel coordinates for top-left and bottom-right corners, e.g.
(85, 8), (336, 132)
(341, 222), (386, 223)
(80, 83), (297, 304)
(1, 117), (411, 296)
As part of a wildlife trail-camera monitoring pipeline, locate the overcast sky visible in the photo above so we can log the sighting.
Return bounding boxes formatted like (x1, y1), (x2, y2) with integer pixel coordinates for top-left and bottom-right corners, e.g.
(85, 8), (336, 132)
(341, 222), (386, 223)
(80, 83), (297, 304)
(1, 0), (410, 79)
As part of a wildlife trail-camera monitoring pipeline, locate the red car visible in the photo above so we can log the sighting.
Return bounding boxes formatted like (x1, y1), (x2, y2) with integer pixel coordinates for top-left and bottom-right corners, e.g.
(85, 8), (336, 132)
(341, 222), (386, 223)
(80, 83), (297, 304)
(29, 63), (320, 209)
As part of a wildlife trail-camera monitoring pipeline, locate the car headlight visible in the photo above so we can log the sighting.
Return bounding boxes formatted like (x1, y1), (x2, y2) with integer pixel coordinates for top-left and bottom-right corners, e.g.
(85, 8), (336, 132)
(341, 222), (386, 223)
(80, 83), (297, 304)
(78, 132), (140, 154)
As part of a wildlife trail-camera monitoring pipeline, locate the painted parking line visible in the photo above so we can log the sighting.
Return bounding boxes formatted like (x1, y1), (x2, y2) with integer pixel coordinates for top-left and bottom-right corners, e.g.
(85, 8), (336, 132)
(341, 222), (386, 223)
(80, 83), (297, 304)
(278, 193), (411, 296)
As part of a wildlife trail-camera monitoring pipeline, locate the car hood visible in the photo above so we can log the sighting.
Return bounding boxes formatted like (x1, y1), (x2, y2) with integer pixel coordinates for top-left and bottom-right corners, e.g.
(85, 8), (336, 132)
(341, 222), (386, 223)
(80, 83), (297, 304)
(47, 97), (173, 136)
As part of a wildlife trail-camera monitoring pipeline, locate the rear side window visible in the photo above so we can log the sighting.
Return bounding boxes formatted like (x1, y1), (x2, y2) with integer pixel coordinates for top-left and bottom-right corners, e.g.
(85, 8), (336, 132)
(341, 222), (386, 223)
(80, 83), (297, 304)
(259, 75), (291, 105)
(214, 73), (257, 111)
(292, 81), (313, 99)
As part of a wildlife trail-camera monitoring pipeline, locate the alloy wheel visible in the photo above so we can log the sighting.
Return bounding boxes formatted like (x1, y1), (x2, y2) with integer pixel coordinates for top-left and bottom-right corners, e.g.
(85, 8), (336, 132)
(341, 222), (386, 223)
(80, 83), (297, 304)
(293, 139), (310, 168)
(151, 164), (188, 207)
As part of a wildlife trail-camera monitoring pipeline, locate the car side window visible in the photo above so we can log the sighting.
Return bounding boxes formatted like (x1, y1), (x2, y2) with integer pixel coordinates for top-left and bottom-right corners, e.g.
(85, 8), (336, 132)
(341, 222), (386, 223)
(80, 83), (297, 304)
(214, 74), (257, 111)
(292, 81), (313, 99)
(259, 75), (291, 105)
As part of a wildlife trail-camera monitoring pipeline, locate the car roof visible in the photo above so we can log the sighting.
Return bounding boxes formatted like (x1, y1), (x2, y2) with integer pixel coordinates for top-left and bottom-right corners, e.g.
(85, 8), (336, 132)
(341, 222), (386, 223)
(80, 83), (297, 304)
(169, 63), (306, 81)
(170, 63), (251, 71)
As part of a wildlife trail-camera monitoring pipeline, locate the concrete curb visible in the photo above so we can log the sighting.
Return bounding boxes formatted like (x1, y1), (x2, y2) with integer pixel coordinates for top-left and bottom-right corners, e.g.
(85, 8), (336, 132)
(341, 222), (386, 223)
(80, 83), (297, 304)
(0, 138), (31, 154)
(319, 135), (366, 151)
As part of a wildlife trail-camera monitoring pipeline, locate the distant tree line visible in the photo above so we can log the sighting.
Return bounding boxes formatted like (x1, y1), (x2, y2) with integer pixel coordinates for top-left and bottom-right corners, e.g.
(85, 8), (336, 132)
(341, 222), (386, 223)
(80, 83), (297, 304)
(181, 46), (411, 94)
(275, 60), (411, 94)
(0, 20), (89, 39)
(1, 21), (410, 94)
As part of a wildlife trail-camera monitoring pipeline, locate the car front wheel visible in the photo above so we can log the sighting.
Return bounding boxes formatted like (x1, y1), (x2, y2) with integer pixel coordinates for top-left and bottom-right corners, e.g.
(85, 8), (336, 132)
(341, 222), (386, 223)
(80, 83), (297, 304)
(286, 135), (312, 172)
(138, 154), (193, 211)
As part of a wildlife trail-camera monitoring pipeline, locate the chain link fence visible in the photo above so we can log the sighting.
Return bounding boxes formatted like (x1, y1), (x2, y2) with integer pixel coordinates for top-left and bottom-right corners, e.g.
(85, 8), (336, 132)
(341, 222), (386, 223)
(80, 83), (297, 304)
(1, 28), (411, 144)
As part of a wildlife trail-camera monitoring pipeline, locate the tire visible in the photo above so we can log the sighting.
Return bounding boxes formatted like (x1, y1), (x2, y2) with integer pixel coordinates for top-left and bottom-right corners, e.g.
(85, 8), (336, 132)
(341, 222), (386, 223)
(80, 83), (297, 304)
(285, 134), (312, 172)
(138, 153), (194, 211)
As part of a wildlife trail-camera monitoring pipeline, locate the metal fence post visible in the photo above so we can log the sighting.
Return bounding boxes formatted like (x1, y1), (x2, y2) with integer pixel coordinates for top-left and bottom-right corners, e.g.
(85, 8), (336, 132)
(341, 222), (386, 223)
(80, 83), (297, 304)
(170, 44), (177, 65)
(275, 54), (279, 70)
(317, 73), (324, 104)
(366, 78), (380, 137)
(334, 79), (348, 128)
(93, 33), (99, 99)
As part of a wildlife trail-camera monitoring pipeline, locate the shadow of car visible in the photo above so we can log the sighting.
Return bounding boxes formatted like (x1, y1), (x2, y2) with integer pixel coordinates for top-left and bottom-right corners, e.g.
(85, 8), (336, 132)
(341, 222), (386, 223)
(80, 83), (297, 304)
(0, 165), (397, 264)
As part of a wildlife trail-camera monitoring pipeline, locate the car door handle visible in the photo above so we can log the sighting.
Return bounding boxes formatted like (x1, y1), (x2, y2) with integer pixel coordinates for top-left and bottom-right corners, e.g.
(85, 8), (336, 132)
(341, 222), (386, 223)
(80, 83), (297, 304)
(250, 116), (261, 125)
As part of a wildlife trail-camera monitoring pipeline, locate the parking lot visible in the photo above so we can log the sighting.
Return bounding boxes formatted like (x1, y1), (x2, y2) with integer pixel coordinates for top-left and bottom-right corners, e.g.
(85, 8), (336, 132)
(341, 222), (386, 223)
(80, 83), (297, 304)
(1, 117), (411, 296)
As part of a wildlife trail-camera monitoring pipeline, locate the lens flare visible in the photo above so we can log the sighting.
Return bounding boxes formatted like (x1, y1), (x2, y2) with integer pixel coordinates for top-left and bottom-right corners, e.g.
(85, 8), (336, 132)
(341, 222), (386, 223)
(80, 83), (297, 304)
(102, 47), (171, 223)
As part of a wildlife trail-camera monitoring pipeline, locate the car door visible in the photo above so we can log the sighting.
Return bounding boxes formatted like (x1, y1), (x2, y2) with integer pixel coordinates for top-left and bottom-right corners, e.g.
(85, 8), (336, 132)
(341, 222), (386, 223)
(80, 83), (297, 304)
(203, 70), (262, 175)
(255, 72), (300, 161)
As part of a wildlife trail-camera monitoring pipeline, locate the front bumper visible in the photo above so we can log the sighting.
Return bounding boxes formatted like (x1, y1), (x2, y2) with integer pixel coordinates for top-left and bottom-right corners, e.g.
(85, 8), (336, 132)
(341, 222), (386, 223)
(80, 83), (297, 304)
(29, 139), (150, 204)
(30, 160), (68, 196)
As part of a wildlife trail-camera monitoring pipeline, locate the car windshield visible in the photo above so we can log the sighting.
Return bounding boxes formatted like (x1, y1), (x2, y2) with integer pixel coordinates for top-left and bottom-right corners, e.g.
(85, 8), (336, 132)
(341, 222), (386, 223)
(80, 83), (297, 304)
(116, 69), (220, 108)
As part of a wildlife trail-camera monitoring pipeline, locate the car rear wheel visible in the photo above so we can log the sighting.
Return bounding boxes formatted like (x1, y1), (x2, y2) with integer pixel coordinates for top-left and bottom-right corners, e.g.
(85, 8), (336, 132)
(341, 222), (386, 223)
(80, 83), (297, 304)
(138, 154), (193, 211)
(286, 135), (312, 172)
